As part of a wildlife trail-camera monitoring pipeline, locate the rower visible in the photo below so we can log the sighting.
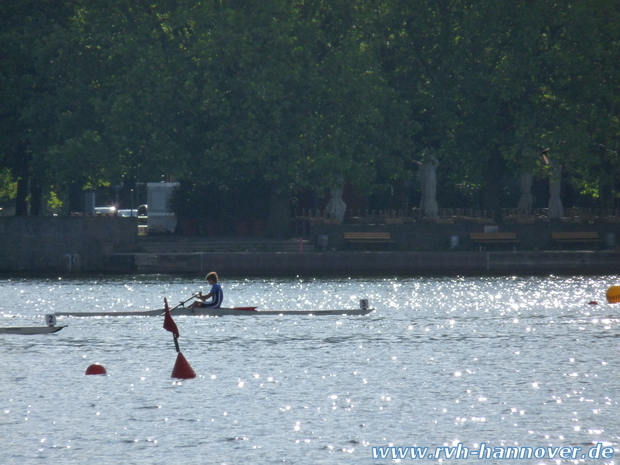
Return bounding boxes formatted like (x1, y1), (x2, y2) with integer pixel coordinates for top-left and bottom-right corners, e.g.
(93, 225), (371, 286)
(188, 271), (223, 308)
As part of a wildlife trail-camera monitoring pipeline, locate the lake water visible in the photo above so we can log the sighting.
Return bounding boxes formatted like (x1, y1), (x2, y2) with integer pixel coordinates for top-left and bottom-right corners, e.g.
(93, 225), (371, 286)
(1, 274), (619, 465)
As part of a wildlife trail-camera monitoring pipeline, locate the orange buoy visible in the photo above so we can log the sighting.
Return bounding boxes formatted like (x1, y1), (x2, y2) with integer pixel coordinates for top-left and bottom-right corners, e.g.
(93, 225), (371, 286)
(85, 364), (107, 375)
(606, 285), (620, 304)
(171, 352), (196, 379)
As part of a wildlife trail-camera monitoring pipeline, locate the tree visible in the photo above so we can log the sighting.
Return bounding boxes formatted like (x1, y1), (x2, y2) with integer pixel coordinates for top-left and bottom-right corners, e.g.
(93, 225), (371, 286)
(373, 0), (620, 212)
(42, 0), (200, 210)
(4, 0), (618, 223)
(542, 0), (620, 208)
(0, 1), (75, 215)
(175, 0), (410, 235)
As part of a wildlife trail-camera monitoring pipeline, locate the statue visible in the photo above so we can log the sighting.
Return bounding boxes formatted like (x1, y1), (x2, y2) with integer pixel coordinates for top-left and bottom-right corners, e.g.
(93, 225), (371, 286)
(419, 150), (438, 218)
(517, 173), (533, 212)
(547, 160), (564, 219)
(325, 187), (346, 224)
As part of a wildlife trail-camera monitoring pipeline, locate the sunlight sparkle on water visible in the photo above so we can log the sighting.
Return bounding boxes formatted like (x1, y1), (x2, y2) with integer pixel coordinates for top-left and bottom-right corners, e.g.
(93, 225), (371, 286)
(1, 275), (619, 464)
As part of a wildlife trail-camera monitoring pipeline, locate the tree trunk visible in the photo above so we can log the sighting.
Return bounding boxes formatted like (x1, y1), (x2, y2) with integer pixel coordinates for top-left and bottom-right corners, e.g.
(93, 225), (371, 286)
(67, 183), (83, 214)
(547, 161), (564, 219)
(15, 175), (29, 216)
(599, 160), (615, 209)
(481, 149), (504, 214)
(266, 183), (291, 239)
(14, 145), (30, 216)
(30, 181), (43, 216)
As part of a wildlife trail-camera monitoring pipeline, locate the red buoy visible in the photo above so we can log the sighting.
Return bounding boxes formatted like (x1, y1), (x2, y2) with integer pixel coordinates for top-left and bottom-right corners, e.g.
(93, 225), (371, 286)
(171, 352), (196, 379)
(85, 364), (107, 375)
(588, 301), (599, 305)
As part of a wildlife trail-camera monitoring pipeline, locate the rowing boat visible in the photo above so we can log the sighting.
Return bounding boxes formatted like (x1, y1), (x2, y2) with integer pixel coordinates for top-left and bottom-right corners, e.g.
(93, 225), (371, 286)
(0, 315), (67, 335)
(169, 307), (374, 316)
(55, 309), (163, 317)
(0, 325), (67, 335)
(55, 307), (374, 317)
(55, 305), (374, 318)
(55, 298), (374, 318)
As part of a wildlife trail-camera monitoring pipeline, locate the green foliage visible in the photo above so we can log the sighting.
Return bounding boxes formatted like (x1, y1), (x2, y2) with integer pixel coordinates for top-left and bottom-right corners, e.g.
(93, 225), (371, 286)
(46, 190), (63, 210)
(1, 0), (619, 221)
(0, 168), (17, 203)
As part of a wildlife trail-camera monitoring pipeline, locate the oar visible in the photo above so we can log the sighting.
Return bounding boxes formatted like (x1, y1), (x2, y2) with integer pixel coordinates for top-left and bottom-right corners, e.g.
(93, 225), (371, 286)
(168, 293), (200, 312)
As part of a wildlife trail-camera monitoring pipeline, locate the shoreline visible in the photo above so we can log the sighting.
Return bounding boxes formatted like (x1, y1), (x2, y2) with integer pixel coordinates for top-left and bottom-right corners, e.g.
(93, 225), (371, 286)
(1, 217), (618, 276)
(105, 251), (620, 276)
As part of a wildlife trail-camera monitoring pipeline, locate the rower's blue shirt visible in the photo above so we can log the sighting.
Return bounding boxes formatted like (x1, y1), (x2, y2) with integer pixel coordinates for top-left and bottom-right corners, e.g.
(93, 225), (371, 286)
(201, 283), (223, 308)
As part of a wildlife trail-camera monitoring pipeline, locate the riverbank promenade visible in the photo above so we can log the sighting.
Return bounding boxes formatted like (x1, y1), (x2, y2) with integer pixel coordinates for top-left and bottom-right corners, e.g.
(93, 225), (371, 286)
(1, 216), (618, 276)
(103, 234), (620, 276)
(108, 248), (620, 277)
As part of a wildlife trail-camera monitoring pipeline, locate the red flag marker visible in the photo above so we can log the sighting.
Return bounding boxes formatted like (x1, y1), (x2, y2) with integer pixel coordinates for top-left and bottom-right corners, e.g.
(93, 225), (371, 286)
(163, 298), (179, 337)
(162, 297), (196, 378)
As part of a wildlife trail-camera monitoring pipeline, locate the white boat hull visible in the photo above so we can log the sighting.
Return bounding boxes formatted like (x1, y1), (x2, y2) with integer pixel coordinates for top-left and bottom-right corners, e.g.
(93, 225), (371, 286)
(55, 309), (163, 317)
(55, 307), (374, 318)
(0, 325), (67, 335)
(170, 307), (374, 316)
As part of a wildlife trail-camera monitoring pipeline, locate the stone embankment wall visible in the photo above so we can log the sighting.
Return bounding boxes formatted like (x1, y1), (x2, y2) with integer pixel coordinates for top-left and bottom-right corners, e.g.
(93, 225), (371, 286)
(125, 250), (620, 276)
(307, 222), (620, 251)
(1, 217), (619, 275)
(0, 217), (137, 273)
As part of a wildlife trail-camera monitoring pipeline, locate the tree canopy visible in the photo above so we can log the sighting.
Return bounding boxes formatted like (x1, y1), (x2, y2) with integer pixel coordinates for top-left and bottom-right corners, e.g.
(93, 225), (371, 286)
(1, 0), (619, 232)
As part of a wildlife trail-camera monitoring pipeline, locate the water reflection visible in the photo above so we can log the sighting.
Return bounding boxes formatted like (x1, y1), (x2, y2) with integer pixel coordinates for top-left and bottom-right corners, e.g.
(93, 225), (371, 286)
(0, 274), (619, 464)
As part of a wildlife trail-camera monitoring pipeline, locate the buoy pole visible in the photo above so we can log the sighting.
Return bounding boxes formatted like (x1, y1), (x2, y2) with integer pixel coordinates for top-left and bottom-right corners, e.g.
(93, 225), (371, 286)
(163, 297), (196, 379)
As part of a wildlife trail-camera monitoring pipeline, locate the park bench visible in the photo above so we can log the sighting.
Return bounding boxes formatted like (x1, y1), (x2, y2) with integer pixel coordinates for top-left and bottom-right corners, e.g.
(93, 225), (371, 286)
(343, 232), (395, 250)
(344, 232), (394, 243)
(551, 231), (601, 244)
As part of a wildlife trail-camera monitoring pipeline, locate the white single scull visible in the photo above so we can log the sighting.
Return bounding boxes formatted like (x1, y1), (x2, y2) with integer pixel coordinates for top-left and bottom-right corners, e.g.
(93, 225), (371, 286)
(0, 315), (67, 335)
(0, 325), (67, 335)
(170, 307), (374, 316)
(55, 307), (374, 317)
(55, 300), (374, 318)
(55, 309), (163, 317)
